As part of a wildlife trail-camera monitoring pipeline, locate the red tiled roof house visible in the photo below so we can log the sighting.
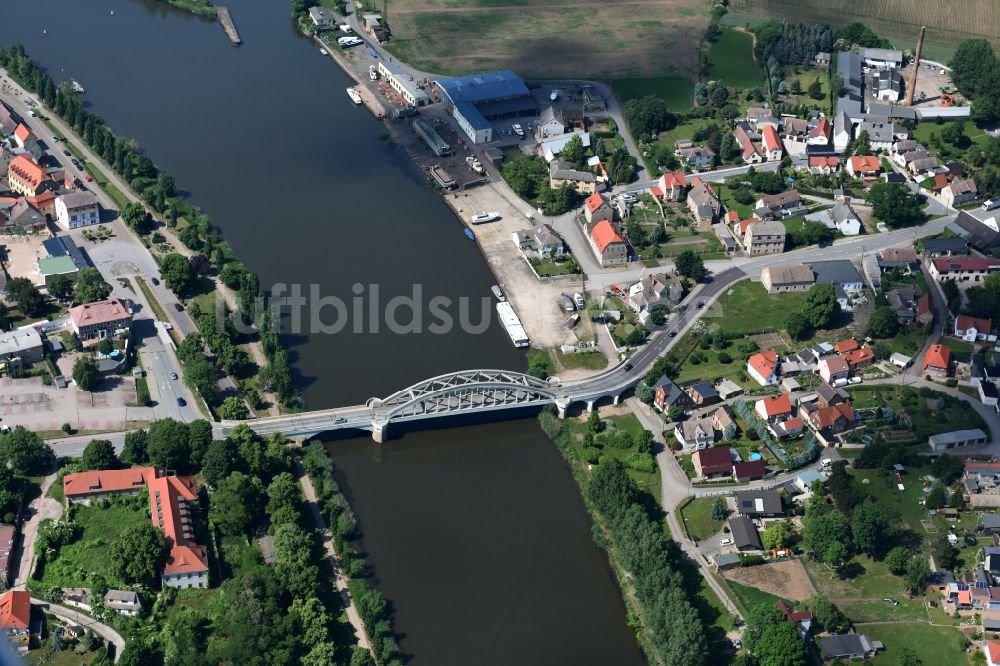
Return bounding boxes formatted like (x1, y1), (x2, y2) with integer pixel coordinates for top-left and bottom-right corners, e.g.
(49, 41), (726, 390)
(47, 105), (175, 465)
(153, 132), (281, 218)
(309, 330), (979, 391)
(747, 351), (779, 387)
(588, 219), (628, 267)
(922, 344), (952, 378)
(69, 298), (133, 342)
(692, 445), (733, 479)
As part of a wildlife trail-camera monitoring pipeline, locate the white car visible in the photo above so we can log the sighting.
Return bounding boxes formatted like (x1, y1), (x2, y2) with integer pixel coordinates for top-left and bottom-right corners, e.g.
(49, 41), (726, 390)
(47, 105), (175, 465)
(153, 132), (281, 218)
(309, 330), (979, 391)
(720, 538), (733, 546)
(469, 211), (500, 225)
(550, 89), (558, 101)
(848, 376), (863, 385)
(512, 123), (524, 137)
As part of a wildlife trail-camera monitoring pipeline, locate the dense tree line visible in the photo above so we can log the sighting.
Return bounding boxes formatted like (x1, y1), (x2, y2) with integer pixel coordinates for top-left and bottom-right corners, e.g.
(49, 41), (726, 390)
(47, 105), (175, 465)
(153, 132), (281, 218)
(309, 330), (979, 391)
(834, 22), (893, 50)
(587, 459), (707, 665)
(753, 20), (834, 66)
(951, 39), (1000, 125)
(0, 43), (296, 408)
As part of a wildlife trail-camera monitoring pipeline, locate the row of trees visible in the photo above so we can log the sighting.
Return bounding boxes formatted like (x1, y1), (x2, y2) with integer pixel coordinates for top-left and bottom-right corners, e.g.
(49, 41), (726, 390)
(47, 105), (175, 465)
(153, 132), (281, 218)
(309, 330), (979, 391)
(951, 39), (1000, 125)
(783, 283), (842, 340)
(0, 43), (296, 408)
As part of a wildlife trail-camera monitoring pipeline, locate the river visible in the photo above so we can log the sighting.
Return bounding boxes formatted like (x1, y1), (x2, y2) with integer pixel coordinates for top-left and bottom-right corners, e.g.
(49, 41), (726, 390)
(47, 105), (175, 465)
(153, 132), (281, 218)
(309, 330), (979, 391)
(0, 1), (645, 663)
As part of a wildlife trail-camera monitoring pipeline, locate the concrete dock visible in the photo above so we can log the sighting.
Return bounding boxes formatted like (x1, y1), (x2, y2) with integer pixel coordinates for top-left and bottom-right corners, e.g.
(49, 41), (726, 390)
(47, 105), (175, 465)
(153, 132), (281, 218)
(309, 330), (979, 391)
(216, 7), (241, 45)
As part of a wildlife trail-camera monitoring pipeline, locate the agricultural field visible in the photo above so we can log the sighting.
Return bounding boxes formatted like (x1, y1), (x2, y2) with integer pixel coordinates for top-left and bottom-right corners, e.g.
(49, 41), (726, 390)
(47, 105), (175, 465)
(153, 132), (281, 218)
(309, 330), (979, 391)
(611, 76), (696, 112)
(707, 29), (763, 89)
(729, 0), (1000, 56)
(383, 0), (708, 78)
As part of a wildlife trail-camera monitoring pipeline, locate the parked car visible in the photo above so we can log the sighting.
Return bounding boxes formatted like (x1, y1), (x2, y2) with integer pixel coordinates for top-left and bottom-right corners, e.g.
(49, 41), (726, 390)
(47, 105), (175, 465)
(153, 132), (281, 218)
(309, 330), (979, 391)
(50, 135), (59, 142)
(176, 397), (187, 407)
(512, 123), (524, 137)
(150, 277), (159, 285)
(720, 538), (733, 546)
(62, 149), (70, 157)
(469, 211), (500, 225)
(169, 372), (178, 380)
(848, 376), (862, 385)
(174, 303), (184, 312)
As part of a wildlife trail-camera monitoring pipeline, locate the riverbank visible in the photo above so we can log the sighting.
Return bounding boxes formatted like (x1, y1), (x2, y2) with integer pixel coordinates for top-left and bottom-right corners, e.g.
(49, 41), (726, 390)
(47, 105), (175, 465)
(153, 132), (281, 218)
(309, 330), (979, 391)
(158, 0), (217, 18)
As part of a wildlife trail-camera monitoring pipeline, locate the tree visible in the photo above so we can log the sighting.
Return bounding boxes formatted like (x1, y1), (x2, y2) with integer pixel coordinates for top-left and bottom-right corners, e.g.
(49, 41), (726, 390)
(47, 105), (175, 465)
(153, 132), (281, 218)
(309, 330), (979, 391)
(121, 429), (149, 465)
(674, 249), (707, 281)
(210, 471), (263, 535)
(951, 39), (998, 102)
(6, 277), (44, 316)
(635, 382), (654, 404)
(0, 427), (54, 475)
(885, 546), (912, 575)
(808, 78), (824, 100)
(47, 274), (73, 301)
(851, 501), (891, 558)
(804, 595), (850, 634)
(220, 396), (249, 420)
(761, 521), (790, 551)
(803, 509), (851, 566)
(119, 201), (152, 233)
(81, 439), (118, 470)
(931, 534), (957, 571)
(147, 418), (191, 470)
(72, 355), (99, 391)
(904, 555), (930, 595)
(949, 485), (965, 509)
(95, 337), (113, 355)
(109, 521), (168, 587)
(711, 497), (728, 521)
(710, 83), (729, 107)
(160, 252), (195, 295)
(559, 134), (586, 168)
(73, 268), (112, 303)
(744, 603), (808, 666)
(802, 283), (841, 330)
(789, 79), (802, 95)
(866, 181), (926, 229)
(925, 484), (946, 510)
(853, 130), (871, 156)
(784, 311), (810, 340)
(623, 95), (675, 139)
(200, 440), (233, 487)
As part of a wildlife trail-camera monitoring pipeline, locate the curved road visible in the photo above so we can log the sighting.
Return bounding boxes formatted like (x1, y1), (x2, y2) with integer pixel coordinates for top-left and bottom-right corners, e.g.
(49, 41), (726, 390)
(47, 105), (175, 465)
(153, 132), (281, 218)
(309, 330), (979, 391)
(30, 598), (125, 661)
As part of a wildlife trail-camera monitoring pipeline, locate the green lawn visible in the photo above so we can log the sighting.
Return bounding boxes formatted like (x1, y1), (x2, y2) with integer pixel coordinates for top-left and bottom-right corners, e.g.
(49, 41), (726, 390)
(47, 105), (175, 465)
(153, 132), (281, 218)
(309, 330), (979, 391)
(846, 386), (988, 443)
(35, 494), (149, 589)
(695, 575), (737, 633)
(611, 76), (696, 112)
(564, 413), (660, 500)
(726, 579), (789, 614)
(716, 184), (754, 218)
(135, 276), (169, 323)
(680, 497), (726, 541)
(713, 279), (807, 336)
(708, 30), (763, 89)
(531, 258), (581, 277)
(783, 67), (829, 107)
(554, 350), (608, 371)
(673, 336), (746, 384)
(936, 336), (974, 355)
(859, 622), (970, 665)
(803, 556), (927, 623)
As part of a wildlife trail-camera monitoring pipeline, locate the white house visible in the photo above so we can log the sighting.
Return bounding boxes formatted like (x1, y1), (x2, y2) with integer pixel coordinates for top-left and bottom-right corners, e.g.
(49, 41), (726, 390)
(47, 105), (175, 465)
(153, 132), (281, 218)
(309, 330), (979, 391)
(55, 191), (100, 230)
(747, 351), (779, 387)
(833, 111), (853, 152)
(804, 203), (862, 236)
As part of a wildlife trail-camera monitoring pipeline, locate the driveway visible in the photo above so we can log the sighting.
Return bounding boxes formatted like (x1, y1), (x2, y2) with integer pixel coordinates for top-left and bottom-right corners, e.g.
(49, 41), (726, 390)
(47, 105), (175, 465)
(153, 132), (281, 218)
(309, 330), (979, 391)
(30, 598), (124, 661)
(11, 472), (61, 589)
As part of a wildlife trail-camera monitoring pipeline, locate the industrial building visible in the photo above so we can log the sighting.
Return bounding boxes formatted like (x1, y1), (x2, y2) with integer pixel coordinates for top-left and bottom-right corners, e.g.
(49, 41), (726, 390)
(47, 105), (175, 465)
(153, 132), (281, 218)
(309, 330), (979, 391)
(377, 59), (431, 108)
(435, 70), (538, 144)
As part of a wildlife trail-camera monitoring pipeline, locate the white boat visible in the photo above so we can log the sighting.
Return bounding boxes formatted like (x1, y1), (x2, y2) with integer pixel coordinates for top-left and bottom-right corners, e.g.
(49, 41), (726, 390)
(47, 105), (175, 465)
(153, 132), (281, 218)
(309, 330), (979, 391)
(496, 302), (529, 348)
(491, 285), (505, 301)
(347, 88), (363, 105)
(319, 48), (328, 56)
(469, 211), (500, 225)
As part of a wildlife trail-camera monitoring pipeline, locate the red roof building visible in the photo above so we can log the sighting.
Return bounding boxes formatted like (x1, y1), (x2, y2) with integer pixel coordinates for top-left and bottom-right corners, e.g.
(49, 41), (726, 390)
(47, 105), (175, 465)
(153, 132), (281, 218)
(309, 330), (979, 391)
(735, 124), (759, 162)
(955, 314), (993, 340)
(0, 590), (30, 630)
(844, 345), (874, 369)
(747, 351), (779, 386)
(148, 475), (208, 587)
(755, 394), (792, 421)
(589, 219), (627, 267)
(63, 467), (158, 502)
(12, 124), (31, 144)
(808, 155), (839, 170)
(762, 125), (782, 156)
(652, 171), (687, 200)
(693, 446), (733, 478)
(733, 460), (767, 482)
(7, 154), (48, 197)
(985, 639), (1000, 666)
(834, 339), (858, 353)
(775, 600), (813, 633)
(847, 155), (881, 177)
(808, 403), (856, 433)
(584, 192), (606, 214)
(931, 257), (1000, 282)
(922, 344), (952, 377)
(69, 298), (133, 342)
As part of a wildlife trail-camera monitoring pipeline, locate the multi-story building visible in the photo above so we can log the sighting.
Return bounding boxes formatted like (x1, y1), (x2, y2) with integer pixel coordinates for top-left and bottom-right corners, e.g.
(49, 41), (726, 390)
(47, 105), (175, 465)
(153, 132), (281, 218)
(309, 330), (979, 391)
(6, 154), (50, 197)
(930, 257), (1000, 283)
(55, 191), (100, 230)
(744, 220), (786, 256)
(69, 299), (132, 341)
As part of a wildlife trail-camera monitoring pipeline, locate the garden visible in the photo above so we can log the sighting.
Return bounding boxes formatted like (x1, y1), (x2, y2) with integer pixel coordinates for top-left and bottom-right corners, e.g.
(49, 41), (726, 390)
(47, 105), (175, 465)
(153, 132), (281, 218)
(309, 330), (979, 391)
(679, 497), (726, 541)
(845, 385), (989, 444)
(561, 411), (660, 500)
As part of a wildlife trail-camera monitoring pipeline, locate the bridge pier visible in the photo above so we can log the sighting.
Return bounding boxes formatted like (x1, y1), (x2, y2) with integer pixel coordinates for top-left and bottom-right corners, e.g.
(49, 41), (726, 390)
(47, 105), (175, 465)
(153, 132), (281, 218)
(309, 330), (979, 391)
(371, 420), (388, 444)
(586, 399), (595, 413)
(612, 394), (621, 405)
(556, 400), (568, 419)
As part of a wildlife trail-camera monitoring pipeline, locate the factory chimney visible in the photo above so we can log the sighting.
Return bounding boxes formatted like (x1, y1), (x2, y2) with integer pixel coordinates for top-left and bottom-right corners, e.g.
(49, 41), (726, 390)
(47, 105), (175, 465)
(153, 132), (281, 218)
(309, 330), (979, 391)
(905, 26), (927, 106)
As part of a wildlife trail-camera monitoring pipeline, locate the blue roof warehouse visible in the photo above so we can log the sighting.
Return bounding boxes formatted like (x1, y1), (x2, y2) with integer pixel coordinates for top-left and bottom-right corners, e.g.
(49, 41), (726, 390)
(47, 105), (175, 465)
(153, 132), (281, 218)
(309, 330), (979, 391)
(435, 70), (538, 144)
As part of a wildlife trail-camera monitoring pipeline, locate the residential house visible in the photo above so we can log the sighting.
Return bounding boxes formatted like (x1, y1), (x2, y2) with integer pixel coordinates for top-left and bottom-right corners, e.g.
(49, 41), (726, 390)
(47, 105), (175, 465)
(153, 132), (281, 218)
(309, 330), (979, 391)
(755, 394), (793, 423)
(307, 6), (334, 28)
(362, 13), (387, 42)
(806, 402), (857, 434)
(729, 516), (763, 551)
(747, 351), (780, 386)
(675, 415), (718, 451)
(733, 460), (767, 482)
(922, 344), (952, 378)
(980, 381), (999, 407)
(804, 203), (862, 236)
(844, 345), (874, 371)
(818, 355), (850, 384)
(0, 590), (31, 654)
(0, 102), (17, 135)
(807, 155), (840, 175)
(815, 381), (849, 408)
(627, 270), (683, 322)
(895, 147), (929, 169)
(808, 117), (832, 145)
(713, 553), (742, 571)
(691, 445), (732, 476)
(928, 428), (988, 451)
(943, 178), (979, 208)
(55, 191), (100, 230)
(776, 600), (813, 636)
(69, 299), (132, 341)
(782, 117), (810, 144)
(745, 107), (771, 124)
(651, 171), (687, 204)
(583, 192), (613, 225)
(886, 285), (917, 320)
(104, 590), (143, 617)
(734, 490), (784, 518)
(549, 159), (598, 194)
(62, 588), (92, 612)
(794, 468), (825, 493)
(984, 641), (1000, 666)
(819, 634), (882, 660)
(979, 515), (1000, 535)
(930, 257), (1000, 283)
(761, 264), (815, 293)
(587, 219), (628, 267)
(678, 146), (715, 170)
(893, 138), (919, 155)
(772, 417), (805, 438)
(833, 111), (853, 151)
(952, 212), (1000, 254)
(847, 155), (881, 179)
(11, 123), (32, 148)
(716, 379), (743, 400)
(810, 260), (865, 308)
(955, 315), (994, 342)
(814, 52), (831, 68)
(878, 247), (919, 272)
(744, 220), (786, 256)
(909, 156), (940, 176)
(916, 293), (934, 324)
(735, 123), (762, 164)
(513, 224), (564, 259)
(756, 190), (801, 215)
(761, 125), (782, 161)
(0, 326), (44, 370)
(534, 106), (567, 140)
(860, 47), (903, 69)
(687, 178), (722, 230)
(688, 381), (719, 407)
(653, 376), (692, 413)
(2, 199), (46, 232)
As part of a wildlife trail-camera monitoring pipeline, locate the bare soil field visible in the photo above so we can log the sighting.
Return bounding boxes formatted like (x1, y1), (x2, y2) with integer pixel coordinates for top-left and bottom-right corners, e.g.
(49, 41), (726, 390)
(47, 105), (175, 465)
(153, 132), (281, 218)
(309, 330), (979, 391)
(731, 0), (1000, 53)
(383, 0), (708, 78)
(723, 559), (817, 602)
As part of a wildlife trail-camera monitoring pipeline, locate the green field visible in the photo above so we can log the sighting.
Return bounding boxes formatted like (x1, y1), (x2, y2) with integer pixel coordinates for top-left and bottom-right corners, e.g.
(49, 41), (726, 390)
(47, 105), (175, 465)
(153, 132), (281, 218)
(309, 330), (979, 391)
(611, 76), (696, 112)
(713, 280), (806, 336)
(804, 556), (928, 623)
(564, 413), (660, 500)
(680, 497), (726, 541)
(859, 622), (970, 665)
(708, 30), (763, 89)
(726, 579), (789, 613)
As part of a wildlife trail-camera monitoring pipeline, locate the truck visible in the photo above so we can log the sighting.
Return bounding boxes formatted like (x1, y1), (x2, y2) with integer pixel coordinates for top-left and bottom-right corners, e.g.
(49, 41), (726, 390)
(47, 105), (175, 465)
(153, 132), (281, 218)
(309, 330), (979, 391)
(466, 156), (485, 175)
(983, 198), (1000, 212)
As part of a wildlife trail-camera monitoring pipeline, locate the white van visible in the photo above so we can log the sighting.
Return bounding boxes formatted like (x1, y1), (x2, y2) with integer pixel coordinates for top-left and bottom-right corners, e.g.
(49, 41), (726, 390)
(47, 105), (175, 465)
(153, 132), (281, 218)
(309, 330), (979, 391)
(821, 458), (833, 468)
(983, 198), (1000, 212)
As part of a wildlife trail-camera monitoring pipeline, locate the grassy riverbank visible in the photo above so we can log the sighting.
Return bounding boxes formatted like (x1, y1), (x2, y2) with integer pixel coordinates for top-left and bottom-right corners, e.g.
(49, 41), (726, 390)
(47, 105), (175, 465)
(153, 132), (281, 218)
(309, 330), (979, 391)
(158, 0), (217, 18)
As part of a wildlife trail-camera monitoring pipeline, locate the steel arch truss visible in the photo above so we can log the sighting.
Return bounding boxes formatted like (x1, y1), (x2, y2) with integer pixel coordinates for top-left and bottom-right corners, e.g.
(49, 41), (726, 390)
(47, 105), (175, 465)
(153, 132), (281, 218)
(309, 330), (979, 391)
(369, 370), (558, 420)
